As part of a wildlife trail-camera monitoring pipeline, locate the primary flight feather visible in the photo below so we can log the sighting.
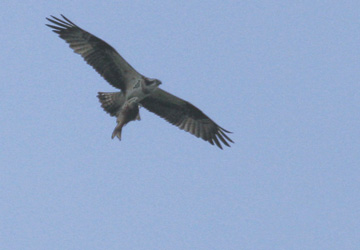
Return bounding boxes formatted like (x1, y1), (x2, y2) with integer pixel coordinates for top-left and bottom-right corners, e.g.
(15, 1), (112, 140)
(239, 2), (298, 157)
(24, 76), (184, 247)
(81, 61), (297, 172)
(46, 15), (233, 149)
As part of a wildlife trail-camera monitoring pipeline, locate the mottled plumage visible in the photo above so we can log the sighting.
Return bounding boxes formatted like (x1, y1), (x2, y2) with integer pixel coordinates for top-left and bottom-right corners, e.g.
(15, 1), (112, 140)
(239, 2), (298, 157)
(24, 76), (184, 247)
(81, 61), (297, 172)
(46, 15), (233, 149)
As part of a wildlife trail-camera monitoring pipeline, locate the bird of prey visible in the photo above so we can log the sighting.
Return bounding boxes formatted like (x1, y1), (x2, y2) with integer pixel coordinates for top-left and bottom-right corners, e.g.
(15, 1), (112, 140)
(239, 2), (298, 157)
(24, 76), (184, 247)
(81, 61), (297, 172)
(46, 15), (233, 149)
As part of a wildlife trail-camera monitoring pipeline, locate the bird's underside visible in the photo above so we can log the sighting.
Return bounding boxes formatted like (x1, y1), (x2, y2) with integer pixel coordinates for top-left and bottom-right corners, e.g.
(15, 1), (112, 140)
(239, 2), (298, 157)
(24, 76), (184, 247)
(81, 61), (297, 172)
(46, 14), (233, 149)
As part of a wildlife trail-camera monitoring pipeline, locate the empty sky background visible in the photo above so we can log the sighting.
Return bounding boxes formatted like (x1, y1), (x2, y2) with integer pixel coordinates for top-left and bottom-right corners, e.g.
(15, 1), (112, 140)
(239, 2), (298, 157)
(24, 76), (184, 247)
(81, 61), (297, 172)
(1, 1), (359, 249)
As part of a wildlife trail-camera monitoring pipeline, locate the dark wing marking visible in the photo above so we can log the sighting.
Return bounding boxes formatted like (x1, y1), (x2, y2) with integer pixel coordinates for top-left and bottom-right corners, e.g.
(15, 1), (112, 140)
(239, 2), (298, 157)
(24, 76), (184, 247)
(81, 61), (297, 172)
(46, 15), (140, 92)
(141, 89), (233, 149)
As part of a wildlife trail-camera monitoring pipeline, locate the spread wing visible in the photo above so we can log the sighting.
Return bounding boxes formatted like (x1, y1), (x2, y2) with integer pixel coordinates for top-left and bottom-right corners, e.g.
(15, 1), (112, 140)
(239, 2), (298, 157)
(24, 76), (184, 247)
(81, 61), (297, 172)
(46, 15), (140, 92)
(141, 89), (233, 149)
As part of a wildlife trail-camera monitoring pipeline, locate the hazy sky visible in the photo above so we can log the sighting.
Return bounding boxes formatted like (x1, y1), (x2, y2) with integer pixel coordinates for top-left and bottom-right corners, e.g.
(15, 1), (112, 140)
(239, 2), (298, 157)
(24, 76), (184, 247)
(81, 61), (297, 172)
(1, 1), (359, 249)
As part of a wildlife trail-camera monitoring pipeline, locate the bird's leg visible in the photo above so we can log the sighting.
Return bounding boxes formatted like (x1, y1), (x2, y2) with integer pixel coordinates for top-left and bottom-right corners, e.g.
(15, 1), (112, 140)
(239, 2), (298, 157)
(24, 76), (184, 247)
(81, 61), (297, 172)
(111, 97), (140, 140)
(127, 97), (139, 105)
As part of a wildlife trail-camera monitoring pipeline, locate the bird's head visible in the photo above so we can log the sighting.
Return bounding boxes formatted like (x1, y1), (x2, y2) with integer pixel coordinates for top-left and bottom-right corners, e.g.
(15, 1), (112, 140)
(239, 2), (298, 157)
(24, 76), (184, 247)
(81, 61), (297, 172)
(143, 77), (162, 93)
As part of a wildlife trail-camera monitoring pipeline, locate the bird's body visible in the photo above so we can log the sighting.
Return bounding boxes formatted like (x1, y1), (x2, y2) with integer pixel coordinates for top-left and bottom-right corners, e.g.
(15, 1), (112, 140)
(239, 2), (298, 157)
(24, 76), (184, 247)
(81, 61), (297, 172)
(46, 15), (233, 149)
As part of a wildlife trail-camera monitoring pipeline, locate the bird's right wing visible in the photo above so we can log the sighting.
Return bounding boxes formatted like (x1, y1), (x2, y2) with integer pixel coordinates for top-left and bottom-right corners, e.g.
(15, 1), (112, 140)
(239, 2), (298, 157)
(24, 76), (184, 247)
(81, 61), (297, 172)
(141, 88), (233, 149)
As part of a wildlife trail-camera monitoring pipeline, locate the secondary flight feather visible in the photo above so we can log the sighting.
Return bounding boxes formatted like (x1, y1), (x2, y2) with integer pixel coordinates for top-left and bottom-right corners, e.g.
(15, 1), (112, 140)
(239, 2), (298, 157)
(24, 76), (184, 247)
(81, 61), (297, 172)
(46, 15), (233, 149)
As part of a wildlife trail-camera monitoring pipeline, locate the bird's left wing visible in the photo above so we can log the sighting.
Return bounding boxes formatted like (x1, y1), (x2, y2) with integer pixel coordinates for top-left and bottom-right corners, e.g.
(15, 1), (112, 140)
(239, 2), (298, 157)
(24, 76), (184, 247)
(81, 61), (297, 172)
(141, 89), (233, 149)
(46, 15), (141, 92)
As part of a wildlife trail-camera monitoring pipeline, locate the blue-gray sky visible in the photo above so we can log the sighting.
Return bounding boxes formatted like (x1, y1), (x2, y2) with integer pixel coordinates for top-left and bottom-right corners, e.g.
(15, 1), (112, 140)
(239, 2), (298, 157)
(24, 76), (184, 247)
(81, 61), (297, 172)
(1, 1), (359, 249)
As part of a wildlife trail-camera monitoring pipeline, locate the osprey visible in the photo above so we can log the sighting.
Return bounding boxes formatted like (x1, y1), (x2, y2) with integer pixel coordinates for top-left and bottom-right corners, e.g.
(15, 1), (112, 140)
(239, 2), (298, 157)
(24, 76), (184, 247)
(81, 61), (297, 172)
(46, 15), (233, 149)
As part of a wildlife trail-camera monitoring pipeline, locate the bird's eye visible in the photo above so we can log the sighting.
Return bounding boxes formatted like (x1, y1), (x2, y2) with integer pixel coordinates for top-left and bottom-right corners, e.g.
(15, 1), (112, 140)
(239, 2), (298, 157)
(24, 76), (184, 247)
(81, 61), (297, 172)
(144, 78), (161, 86)
(145, 79), (153, 86)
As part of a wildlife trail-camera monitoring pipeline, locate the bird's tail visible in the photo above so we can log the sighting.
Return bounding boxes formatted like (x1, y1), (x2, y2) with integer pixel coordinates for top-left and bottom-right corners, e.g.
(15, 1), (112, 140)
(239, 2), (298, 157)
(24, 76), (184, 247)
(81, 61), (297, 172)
(97, 92), (124, 117)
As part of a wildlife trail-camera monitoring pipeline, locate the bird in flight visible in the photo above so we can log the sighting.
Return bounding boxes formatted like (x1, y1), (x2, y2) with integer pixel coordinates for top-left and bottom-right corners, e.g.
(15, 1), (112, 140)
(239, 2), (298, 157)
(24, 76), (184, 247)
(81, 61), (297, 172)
(46, 15), (233, 149)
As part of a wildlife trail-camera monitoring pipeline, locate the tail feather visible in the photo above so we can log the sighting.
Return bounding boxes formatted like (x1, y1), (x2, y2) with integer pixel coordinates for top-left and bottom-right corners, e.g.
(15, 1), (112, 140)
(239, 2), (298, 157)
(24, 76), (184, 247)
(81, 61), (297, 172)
(97, 92), (124, 117)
